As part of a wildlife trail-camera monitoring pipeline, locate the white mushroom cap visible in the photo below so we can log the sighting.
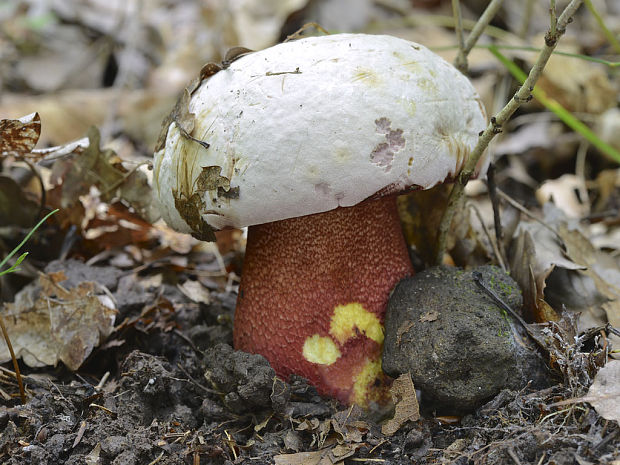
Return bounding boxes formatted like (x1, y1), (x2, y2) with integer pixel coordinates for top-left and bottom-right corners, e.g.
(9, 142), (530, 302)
(153, 33), (488, 236)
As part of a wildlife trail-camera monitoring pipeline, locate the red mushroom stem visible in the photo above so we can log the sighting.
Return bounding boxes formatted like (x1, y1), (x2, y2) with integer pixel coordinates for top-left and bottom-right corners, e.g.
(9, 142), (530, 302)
(233, 195), (414, 405)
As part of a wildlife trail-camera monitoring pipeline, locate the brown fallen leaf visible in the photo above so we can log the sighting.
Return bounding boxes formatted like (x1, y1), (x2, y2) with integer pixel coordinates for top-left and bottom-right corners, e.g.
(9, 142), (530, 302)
(420, 310), (439, 322)
(0, 112), (41, 156)
(536, 174), (589, 219)
(537, 52), (616, 114)
(509, 206), (584, 322)
(273, 444), (358, 465)
(177, 280), (211, 305)
(585, 360), (620, 423)
(555, 223), (620, 350)
(0, 271), (116, 370)
(549, 360), (620, 424)
(47, 127), (158, 226)
(381, 373), (420, 436)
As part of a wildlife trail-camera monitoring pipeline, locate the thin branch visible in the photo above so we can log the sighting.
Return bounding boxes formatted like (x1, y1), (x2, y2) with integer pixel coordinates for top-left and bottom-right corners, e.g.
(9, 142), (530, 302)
(435, 0), (585, 265)
(0, 314), (26, 403)
(518, 0), (536, 39)
(486, 163), (506, 265)
(454, 0), (506, 72)
(469, 202), (507, 271)
(550, 0), (558, 37)
(452, 0), (466, 70)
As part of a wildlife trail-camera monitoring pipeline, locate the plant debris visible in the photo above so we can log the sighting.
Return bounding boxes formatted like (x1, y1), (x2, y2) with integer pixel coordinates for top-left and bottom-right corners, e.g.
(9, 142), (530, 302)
(1, 0), (619, 463)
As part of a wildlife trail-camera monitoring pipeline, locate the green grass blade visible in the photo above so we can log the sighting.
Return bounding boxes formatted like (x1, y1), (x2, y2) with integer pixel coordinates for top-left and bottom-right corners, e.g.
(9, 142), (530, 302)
(0, 209), (59, 272)
(0, 253), (28, 277)
(584, 0), (620, 54)
(489, 45), (620, 164)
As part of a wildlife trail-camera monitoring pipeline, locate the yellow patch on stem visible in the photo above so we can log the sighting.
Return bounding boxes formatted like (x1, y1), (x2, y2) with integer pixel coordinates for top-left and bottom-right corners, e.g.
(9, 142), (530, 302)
(302, 334), (341, 365)
(352, 358), (384, 405)
(330, 303), (384, 345)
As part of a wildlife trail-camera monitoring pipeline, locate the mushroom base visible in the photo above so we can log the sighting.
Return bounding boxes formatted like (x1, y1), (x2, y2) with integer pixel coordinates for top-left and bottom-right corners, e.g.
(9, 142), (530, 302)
(233, 196), (414, 406)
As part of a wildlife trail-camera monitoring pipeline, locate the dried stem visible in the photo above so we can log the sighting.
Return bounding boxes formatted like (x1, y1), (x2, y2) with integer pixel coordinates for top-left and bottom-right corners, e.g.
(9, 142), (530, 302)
(452, 0), (465, 66)
(454, 0), (506, 72)
(518, 0), (536, 39)
(435, 0), (584, 265)
(0, 314), (26, 403)
(486, 163), (506, 264)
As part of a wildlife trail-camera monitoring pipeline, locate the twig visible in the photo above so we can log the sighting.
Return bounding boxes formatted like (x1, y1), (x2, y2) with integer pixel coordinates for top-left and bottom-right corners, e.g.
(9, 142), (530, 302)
(0, 314), (26, 403)
(435, 0), (584, 265)
(454, 0), (505, 72)
(518, 0), (536, 39)
(472, 271), (529, 330)
(147, 451), (165, 465)
(574, 139), (590, 214)
(495, 188), (560, 239)
(549, 0), (558, 37)
(285, 23), (329, 42)
(486, 163), (505, 265)
(452, 0), (465, 69)
(95, 371), (110, 391)
(508, 447), (522, 465)
(468, 203), (506, 271)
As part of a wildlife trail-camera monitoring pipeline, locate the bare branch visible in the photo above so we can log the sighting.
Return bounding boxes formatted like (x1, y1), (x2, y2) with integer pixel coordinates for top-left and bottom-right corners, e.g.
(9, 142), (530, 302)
(454, 0), (505, 72)
(435, 0), (585, 265)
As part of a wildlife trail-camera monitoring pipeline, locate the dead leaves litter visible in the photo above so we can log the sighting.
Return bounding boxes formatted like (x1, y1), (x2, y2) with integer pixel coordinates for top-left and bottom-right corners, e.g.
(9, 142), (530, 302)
(382, 373), (420, 436)
(0, 271), (116, 370)
(0, 112), (41, 157)
(585, 360), (620, 424)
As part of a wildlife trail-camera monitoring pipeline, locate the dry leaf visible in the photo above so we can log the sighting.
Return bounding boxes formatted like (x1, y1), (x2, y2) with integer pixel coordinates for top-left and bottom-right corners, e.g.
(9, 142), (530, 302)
(84, 443), (102, 465)
(0, 112), (41, 156)
(0, 272), (117, 370)
(381, 373), (420, 436)
(538, 52), (617, 114)
(585, 360), (620, 423)
(419, 311), (438, 322)
(495, 121), (563, 156)
(46, 127), (157, 225)
(177, 280), (211, 304)
(510, 204), (620, 348)
(536, 174), (589, 219)
(273, 446), (354, 465)
(556, 224), (620, 348)
(283, 430), (303, 452)
(218, 0), (309, 50)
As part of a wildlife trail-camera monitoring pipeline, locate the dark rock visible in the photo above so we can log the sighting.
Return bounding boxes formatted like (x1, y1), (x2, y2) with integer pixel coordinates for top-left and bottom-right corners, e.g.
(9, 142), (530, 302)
(383, 266), (549, 414)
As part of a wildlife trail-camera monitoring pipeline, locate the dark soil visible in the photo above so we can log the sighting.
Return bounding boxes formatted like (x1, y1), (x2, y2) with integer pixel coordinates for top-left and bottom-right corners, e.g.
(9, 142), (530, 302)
(0, 260), (618, 465)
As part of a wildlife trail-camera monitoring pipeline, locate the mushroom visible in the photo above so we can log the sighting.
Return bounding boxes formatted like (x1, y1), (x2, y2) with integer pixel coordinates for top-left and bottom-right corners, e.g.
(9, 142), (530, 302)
(153, 34), (488, 406)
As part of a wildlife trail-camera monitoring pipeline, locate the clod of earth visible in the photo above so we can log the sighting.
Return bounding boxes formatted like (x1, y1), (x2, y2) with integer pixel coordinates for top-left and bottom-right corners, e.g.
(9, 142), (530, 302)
(153, 33), (488, 405)
(383, 265), (551, 414)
